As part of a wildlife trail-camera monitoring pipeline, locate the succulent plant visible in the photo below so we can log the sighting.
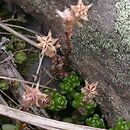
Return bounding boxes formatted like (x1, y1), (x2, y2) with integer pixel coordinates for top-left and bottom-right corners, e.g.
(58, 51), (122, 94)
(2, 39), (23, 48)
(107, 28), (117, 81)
(47, 92), (67, 111)
(85, 114), (105, 128)
(110, 117), (130, 130)
(0, 81), (9, 90)
(14, 52), (27, 64)
(72, 92), (84, 108)
(59, 71), (82, 94)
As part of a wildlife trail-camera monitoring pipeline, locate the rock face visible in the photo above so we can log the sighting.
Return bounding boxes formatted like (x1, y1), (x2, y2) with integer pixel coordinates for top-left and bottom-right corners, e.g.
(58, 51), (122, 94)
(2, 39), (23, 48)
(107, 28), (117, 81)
(71, 0), (130, 126)
(5, 0), (130, 126)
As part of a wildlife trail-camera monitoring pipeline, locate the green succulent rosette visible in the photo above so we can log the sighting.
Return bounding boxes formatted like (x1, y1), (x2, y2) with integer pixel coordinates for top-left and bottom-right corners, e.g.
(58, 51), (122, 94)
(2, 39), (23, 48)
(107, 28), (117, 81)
(85, 114), (105, 128)
(47, 92), (67, 111)
(15, 52), (27, 64)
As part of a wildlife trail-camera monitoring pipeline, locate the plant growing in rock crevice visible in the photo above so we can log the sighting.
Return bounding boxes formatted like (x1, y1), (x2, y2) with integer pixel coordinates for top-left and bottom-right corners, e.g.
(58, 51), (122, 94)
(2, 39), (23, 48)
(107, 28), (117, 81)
(32, 0), (93, 77)
(56, 0), (92, 57)
(1, 0), (119, 129)
(36, 30), (60, 58)
(19, 0), (99, 128)
(22, 83), (51, 111)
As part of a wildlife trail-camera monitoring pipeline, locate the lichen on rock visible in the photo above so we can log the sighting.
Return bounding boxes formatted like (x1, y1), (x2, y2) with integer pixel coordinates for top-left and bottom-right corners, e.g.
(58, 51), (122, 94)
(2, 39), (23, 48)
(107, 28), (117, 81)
(115, 0), (130, 51)
(70, 0), (130, 126)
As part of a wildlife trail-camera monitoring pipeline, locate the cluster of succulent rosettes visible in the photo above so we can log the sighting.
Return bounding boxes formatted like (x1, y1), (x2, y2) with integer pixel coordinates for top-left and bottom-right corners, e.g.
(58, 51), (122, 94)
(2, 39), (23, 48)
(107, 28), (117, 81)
(0, 80), (9, 90)
(6, 41), (27, 64)
(0, 80), (21, 90)
(59, 71), (82, 94)
(72, 92), (97, 116)
(7, 41), (26, 52)
(110, 118), (130, 130)
(46, 91), (67, 111)
(85, 114), (105, 128)
(80, 102), (97, 116)
(56, 0), (92, 32)
(36, 31), (60, 58)
(43, 89), (67, 110)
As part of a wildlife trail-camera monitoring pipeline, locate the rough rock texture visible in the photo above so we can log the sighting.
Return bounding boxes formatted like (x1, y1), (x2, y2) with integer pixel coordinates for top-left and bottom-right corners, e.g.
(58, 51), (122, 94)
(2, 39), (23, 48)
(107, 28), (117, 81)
(10, 0), (76, 37)
(5, 0), (130, 127)
(71, 0), (130, 126)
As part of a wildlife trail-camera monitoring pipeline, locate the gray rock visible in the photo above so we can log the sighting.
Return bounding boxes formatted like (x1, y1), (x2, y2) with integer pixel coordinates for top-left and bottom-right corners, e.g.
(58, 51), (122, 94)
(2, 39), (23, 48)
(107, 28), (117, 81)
(5, 0), (130, 126)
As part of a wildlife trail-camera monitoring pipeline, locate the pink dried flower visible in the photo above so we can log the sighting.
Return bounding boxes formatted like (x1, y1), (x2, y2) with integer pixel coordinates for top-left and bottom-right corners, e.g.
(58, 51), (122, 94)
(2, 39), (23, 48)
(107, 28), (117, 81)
(71, 0), (92, 21)
(22, 86), (50, 108)
(56, 8), (76, 32)
(81, 80), (98, 101)
(56, 0), (92, 32)
(36, 31), (59, 57)
(56, 8), (75, 23)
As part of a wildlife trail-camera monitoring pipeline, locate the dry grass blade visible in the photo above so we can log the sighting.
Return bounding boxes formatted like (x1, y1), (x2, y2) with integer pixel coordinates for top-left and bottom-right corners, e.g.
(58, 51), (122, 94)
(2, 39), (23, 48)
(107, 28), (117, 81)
(0, 90), (18, 106)
(0, 76), (52, 89)
(33, 53), (44, 83)
(4, 23), (41, 36)
(0, 23), (38, 48)
(1, 18), (21, 23)
(0, 104), (106, 130)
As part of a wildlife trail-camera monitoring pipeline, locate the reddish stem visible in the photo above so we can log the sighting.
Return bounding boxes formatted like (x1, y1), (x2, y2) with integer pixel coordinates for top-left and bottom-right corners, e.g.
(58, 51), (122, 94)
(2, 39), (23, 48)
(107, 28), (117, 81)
(65, 31), (72, 54)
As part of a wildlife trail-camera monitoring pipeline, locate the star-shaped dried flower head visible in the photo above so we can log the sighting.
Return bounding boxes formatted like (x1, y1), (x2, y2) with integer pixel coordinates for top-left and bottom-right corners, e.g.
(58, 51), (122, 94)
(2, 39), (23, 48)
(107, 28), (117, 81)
(36, 31), (59, 57)
(81, 80), (98, 101)
(56, 8), (75, 23)
(71, 0), (92, 21)
(56, 8), (76, 32)
(22, 86), (50, 108)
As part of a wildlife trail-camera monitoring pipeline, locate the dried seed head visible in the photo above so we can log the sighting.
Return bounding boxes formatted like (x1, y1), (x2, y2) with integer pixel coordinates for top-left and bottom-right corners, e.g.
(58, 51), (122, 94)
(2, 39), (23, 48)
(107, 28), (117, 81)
(71, 0), (92, 21)
(81, 80), (98, 101)
(56, 0), (92, 32)
(22, 86), (50, 108)
(56, 8), (75, 23)
(36, 31), (59, 57)
(56, 8), (76, 32)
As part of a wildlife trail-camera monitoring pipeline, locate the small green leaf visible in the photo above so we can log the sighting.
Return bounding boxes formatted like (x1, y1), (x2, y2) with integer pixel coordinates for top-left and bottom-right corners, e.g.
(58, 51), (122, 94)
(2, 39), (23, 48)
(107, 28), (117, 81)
(2, 124), (16, 130)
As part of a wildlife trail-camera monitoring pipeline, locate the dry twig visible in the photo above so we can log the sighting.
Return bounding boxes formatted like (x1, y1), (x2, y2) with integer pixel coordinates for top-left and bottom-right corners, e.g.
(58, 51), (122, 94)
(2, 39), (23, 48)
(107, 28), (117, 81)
(42, 67), (53, 78)
(0, 23), (38, 48)
(1, 18), (21, 23)
(3, 23), (41, 36)
(0, 104), (105, 130)
(0, 76), (52, 89)
(33, 53), (44, 83)
(0, 90), (18, 106)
